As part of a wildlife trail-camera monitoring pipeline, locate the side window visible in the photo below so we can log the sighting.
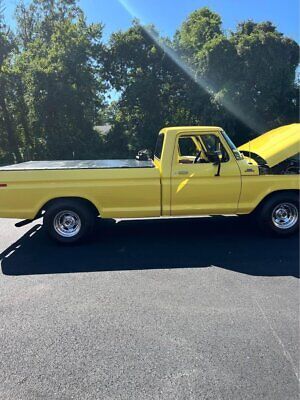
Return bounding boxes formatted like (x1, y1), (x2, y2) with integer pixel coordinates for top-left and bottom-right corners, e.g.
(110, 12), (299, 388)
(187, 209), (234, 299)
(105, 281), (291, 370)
(201, 135), (218, 152)
(201, 134), (230, 162)
(154, 134), (164, 159)
(176, 133), (230, 164)
(178, 137), (198, 157)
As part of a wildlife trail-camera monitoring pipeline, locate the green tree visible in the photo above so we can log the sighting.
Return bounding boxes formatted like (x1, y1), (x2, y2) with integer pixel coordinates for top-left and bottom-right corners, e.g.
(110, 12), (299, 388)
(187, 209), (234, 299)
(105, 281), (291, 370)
(12, 0), (106, 160)
(230, 21), (299, 133)
(174, 7), (222, 56)
(174, 10), (299, 142)
(105, 8), (299, 155)
(103, 21), (213, 157)
(1, 4), (299, 163)
(0, 0), (23, 163)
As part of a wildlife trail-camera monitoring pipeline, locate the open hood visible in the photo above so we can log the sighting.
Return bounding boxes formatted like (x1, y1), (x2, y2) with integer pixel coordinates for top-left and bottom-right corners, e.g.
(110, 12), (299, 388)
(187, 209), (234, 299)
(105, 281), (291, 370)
(239, 123), (300, 167)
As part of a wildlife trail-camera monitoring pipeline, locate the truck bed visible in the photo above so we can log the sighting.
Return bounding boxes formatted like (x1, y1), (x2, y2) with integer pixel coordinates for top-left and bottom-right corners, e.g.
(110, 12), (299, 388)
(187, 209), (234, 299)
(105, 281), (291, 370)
(0, 160), (154, 171)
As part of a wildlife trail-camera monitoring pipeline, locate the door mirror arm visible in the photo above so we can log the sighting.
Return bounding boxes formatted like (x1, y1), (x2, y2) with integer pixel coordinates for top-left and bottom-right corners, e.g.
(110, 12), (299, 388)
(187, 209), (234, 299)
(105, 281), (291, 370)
(206, 151), (222, 176)
(214, 159), (221, 177)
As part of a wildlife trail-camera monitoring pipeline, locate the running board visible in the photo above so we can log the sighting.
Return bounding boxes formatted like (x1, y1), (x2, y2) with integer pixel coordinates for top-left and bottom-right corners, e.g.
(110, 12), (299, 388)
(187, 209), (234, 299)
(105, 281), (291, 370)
(15, 219), (33, 228)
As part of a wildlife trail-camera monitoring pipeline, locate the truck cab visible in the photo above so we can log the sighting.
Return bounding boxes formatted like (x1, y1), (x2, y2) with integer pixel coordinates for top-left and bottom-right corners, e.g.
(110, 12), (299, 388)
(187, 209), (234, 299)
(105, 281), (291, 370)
(154, 126), (247, 216)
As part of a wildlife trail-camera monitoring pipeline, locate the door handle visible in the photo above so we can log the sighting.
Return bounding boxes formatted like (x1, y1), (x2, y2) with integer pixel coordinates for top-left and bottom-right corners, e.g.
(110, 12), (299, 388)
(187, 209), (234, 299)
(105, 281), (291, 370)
(177, 170), (189, 175)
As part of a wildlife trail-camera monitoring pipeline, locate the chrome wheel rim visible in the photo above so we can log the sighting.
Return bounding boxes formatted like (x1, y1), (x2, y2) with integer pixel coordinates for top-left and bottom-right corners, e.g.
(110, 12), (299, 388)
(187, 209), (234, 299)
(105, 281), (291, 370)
(53, 210), (81, 237)
(272, 203), (298, 230)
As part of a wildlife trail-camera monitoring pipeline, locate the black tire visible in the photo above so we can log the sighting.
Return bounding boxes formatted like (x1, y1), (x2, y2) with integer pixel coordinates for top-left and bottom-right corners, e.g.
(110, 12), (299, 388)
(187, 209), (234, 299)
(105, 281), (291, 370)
(257, 193), (299, 236)
(44, 199), (96, 244)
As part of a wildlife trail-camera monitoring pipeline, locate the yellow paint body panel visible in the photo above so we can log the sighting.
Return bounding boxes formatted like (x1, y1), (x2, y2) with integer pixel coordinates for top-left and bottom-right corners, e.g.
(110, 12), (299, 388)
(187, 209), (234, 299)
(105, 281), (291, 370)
(0, 168), (161, 219)
(170, 128), (242, 215)
(239, 123), (300, 167)
(0, 125), (299, 220)
(237, 174), (299, 213)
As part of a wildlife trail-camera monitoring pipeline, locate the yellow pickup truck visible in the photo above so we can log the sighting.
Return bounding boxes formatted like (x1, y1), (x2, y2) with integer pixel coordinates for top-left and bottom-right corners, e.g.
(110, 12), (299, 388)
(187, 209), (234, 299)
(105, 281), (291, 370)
(0, 124), (299, 243)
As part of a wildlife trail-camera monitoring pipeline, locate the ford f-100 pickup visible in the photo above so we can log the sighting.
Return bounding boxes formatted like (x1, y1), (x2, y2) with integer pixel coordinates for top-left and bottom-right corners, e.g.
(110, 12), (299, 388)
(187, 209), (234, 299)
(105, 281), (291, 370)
(0, 124), (299, 243)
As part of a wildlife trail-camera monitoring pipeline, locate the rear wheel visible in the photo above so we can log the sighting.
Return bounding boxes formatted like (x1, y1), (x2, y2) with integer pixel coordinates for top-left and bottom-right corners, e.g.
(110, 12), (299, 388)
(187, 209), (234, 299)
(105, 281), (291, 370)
(258, 194), (299, 236)
(44, 199), (96, 244)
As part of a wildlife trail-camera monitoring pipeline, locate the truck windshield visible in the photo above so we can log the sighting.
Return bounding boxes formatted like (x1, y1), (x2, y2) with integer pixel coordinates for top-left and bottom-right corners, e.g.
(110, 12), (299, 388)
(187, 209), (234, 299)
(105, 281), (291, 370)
(154, 134), (164, 159)
(221, 131), (243, 160)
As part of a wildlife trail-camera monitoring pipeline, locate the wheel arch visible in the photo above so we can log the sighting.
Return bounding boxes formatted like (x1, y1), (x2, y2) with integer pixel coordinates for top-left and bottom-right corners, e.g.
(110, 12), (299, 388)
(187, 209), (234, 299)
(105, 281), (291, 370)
(252, 189), (299, 215)
(35, 196), (100, 219)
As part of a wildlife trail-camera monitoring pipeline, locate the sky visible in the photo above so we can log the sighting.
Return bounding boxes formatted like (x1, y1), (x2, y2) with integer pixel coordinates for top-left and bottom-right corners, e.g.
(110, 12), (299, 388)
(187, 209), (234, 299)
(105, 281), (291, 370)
(3, 0), (300, 42)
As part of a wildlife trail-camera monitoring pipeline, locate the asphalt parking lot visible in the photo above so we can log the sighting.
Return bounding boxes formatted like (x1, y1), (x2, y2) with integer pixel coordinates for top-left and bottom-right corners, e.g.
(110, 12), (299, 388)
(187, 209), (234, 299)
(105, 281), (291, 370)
(0, 216), (299, 400)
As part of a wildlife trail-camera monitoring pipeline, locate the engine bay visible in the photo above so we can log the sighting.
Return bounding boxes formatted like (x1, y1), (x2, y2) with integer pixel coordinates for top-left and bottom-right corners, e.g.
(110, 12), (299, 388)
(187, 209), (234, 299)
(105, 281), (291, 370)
(241, 151), (300, 175)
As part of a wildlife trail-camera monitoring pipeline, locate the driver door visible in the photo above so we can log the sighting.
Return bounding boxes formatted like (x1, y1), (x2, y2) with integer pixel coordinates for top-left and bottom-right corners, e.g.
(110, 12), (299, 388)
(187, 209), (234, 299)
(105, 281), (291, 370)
(171, 132), (241, 215)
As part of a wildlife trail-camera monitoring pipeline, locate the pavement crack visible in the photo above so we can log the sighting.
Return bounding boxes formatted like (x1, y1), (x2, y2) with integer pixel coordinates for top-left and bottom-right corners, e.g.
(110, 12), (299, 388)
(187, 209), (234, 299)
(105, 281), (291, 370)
(254, 297), (299, 382)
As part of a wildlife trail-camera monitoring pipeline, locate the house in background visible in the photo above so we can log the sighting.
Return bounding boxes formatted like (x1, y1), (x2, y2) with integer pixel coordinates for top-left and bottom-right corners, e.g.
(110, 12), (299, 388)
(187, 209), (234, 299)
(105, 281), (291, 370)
(93, 124), (112, 136)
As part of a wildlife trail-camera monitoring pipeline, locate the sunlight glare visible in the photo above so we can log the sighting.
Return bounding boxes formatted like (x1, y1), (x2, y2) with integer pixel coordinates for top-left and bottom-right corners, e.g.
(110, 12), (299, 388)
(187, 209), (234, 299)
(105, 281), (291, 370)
(116, 0), (265, 133)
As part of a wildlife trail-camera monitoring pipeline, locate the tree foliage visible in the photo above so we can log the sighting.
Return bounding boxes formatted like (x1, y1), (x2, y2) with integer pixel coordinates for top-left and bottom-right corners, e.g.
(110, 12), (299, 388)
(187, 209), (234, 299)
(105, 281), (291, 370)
(102, 22), (203, 156)
(0, 0), (106, 162)
(0, 4), (298, 163)
(104, 8), (299, 156)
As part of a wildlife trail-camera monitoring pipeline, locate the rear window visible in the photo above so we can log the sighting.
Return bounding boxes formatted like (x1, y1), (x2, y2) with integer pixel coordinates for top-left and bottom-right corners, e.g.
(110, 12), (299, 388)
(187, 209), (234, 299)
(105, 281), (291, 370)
(154, 134), (164, 159)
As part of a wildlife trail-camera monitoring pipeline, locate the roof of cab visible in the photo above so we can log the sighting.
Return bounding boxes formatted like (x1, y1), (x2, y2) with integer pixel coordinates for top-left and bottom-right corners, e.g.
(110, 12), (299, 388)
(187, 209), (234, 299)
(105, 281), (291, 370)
(160, 126), (222, 135)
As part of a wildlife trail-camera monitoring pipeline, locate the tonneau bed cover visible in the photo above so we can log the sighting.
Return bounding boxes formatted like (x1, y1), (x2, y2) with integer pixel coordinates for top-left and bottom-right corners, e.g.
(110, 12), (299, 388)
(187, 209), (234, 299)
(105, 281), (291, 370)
(0, 159), (154, 171)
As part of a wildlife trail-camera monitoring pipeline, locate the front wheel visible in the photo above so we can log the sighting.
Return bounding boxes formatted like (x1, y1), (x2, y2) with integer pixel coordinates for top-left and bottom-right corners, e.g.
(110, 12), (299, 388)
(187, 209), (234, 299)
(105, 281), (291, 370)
(44, 200), (96, 244)
(258, 194), (299, 236)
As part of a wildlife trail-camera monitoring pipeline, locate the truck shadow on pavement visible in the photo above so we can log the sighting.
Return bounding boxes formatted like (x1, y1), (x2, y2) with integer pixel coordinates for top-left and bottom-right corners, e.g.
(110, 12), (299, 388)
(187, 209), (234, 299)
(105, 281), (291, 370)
(1, 216), (299, 277)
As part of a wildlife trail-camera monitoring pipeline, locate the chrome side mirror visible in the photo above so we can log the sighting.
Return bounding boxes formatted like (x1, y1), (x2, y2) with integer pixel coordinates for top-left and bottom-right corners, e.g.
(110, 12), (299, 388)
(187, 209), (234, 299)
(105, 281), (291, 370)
(136, 149), (152, 161)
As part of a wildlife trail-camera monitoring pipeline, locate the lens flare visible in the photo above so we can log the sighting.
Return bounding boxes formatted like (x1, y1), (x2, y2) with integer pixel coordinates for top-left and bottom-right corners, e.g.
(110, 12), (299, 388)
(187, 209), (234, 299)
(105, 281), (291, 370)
(116, 0), (265, 133)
